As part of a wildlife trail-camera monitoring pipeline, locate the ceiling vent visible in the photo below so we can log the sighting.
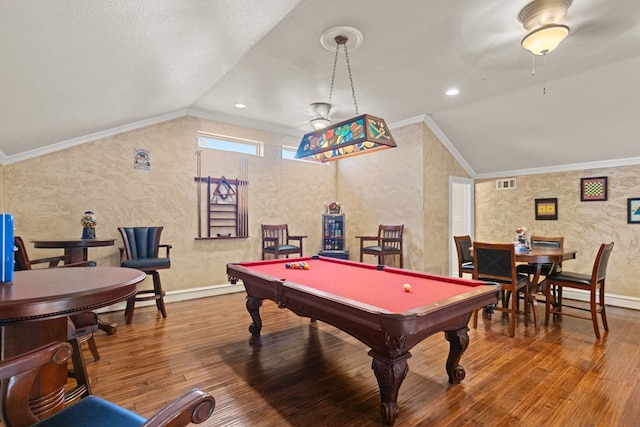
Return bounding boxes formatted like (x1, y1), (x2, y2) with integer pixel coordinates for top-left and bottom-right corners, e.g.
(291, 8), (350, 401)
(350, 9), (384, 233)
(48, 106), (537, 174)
(496, 178), (517, 189)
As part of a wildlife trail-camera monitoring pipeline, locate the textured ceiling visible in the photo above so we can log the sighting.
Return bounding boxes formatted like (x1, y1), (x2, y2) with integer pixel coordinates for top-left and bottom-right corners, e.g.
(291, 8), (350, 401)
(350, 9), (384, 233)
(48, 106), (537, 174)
(1, 0), (639, 176)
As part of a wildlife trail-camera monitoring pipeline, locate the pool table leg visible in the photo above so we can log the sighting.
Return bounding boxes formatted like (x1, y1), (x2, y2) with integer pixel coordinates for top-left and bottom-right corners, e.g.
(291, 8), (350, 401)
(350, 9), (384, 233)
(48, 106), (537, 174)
(369, 351), (411, 426)
(246, 295), (263, 337)
(444, 326), (469, 384)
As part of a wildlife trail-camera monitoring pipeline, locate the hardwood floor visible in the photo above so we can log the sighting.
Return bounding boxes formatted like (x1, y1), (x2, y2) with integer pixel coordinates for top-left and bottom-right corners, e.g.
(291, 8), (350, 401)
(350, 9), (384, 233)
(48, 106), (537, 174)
(81, 292), (640, 426)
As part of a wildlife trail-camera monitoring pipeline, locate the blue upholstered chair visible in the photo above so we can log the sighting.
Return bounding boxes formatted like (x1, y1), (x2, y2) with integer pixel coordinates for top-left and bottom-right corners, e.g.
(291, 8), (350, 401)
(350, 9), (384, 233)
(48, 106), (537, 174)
(0, 342), (215, 427)
(118, 227), (172, 324)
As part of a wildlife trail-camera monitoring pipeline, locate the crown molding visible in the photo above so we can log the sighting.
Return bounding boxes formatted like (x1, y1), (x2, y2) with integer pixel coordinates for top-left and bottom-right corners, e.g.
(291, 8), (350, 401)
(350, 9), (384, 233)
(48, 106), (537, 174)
(0, 110), (188, 165)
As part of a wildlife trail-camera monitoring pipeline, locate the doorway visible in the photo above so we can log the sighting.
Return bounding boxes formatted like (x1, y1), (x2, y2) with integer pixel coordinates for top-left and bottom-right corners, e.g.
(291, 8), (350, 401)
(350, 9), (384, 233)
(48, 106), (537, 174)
(449, 176), (474, 276)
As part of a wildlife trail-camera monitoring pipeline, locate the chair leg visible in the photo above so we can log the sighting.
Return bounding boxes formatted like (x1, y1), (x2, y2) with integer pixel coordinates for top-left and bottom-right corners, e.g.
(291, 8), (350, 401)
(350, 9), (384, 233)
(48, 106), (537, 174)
(86, 334), (100, 361)
(600, 285), (609, 333)
(66, 337), (92, 403)
(590, 289), (601, 339)
(151, 270), (167, 318)
(545, 283), (554, 326)
(509, 288), (517, 337)
(125, 296), (136, 325)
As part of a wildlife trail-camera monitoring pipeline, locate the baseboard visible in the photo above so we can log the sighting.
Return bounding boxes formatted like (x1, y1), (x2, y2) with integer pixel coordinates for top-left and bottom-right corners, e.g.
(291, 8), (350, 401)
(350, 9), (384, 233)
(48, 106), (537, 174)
(561, 288), (640, 311)
(451, 271), (640, 311)
(96, 282), (246, 313)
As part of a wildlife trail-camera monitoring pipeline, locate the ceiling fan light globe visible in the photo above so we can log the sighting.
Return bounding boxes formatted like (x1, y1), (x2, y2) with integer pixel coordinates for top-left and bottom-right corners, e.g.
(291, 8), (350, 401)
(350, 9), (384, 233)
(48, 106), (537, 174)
(310, 117), (331, 130)
(521, 24), (569, 55)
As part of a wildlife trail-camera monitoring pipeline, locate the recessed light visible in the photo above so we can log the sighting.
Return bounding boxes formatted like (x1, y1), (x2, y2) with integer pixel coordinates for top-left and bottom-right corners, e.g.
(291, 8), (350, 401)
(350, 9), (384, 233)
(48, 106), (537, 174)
(234, 103), (246, 109)
(445, 89), (460, 96)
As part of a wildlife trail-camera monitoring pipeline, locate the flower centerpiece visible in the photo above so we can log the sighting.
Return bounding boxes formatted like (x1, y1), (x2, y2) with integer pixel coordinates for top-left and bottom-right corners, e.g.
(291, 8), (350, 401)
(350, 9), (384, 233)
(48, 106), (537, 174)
(81, 211), (97, 239)
(514, 226), (530, 252)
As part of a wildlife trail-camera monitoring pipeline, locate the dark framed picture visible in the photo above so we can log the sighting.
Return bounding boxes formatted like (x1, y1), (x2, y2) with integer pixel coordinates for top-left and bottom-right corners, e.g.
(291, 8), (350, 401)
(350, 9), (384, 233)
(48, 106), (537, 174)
(628, 198), (640, 223)
(535, 198), (558, 220)
(581, 176), (608, 201)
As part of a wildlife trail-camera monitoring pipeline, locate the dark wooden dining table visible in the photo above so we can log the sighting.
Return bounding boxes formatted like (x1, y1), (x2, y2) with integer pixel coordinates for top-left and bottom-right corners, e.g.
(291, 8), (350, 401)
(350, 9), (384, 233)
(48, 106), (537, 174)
(32, 238), (116, 264)
(32, 238), (120, 334)
(0, 266), (145, 419)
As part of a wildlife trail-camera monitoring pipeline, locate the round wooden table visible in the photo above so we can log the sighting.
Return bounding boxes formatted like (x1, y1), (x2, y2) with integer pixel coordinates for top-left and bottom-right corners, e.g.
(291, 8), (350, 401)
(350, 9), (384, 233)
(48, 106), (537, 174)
(0, 267), (145, 419)
(32, 238), (116, 264)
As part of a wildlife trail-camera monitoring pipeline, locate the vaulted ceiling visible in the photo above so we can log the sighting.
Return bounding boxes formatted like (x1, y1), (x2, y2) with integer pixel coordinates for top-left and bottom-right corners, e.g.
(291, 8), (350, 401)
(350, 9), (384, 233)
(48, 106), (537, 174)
(2, 0), (639, 177)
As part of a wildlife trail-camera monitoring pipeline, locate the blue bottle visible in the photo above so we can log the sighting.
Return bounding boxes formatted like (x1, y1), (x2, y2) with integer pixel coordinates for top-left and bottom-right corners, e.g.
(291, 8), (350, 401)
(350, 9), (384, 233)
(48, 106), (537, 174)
(1, 214), (14, 283)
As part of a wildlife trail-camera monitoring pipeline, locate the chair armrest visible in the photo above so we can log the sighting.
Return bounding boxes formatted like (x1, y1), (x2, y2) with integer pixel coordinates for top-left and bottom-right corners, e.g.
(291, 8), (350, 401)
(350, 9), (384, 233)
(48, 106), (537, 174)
(59, 260), (97, 268)
(28, 255), (68, 268)
(143, 389), (215, 427)
(262, 236), (279, 246)
(355, 236), (379, 243)
(0, 342), (72, 427)
(160, 244), (172, 259)
(287, 235), (307, 243)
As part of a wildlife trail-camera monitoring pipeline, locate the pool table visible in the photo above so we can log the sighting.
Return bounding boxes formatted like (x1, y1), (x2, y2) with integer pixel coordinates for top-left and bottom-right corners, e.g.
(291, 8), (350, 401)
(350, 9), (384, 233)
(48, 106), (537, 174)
(227, 256), (499, 426)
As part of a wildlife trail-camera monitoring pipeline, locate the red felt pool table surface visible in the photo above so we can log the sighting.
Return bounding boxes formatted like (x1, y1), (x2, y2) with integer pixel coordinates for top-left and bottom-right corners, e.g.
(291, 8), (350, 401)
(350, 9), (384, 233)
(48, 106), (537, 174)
(233, 256), (489, 314)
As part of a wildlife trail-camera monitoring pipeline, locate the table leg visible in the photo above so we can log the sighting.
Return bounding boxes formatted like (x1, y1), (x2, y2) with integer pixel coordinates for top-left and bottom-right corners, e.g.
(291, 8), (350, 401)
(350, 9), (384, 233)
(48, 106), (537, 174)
(246, 295), (263, 337)
(64, 247), (88, 264)
(444, 327), (469, 384)
(369, 351), (411, 426)
(528, 264), (543, 330)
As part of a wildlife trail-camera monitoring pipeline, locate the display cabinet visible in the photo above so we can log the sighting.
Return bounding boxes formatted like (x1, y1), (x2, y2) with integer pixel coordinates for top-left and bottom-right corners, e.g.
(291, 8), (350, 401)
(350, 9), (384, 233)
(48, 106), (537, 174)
(319, 214), (348, 259)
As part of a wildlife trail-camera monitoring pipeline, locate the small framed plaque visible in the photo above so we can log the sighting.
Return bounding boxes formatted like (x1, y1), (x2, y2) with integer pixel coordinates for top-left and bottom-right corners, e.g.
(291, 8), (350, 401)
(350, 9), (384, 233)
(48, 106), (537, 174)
(535, 198), (558, 221)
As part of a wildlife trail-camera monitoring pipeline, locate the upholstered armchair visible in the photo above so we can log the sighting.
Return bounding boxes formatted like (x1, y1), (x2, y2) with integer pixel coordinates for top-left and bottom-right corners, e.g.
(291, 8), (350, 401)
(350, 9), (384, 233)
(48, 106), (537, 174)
(0, 342), (215, 427)
(118, 227), (172, 324)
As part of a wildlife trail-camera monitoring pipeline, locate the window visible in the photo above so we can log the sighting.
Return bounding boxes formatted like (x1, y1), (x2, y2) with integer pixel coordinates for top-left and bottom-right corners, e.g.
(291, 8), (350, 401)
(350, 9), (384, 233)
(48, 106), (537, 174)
(281, 145), (323, 163)
(197, 133), (262, 156)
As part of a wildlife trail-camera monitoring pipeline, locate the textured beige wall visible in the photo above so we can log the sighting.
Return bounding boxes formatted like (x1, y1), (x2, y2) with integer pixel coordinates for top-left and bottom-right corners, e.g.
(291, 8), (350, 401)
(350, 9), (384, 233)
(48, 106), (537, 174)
(0, 164), (4, 211)
(475, 165), (640, 298)
(4, 116), (335, 290)
(422, 124), (470, 275)
(337, 122), (468, 273)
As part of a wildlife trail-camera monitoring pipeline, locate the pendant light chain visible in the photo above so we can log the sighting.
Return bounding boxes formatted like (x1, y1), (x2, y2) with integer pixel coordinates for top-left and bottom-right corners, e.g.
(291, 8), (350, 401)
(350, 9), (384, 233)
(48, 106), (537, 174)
(328, 43), (340, 106)
(343, 42), (359, 115)
(327, 36), (360, 116)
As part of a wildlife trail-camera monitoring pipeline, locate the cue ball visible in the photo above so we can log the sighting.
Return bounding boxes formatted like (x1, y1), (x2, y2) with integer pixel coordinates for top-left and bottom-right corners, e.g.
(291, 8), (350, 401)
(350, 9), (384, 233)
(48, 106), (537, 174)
(403, 283), (412, 292)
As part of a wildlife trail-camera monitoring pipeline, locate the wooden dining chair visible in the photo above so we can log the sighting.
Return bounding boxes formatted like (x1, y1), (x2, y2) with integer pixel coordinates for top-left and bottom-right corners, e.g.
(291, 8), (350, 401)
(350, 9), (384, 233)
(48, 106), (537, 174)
(260, 224), (306, 259)
(453, 235), (474, 277)
(356, 225), (404, 268)
(0, 341), (215, 427)
(545, 242), (614, 339)
(118, 227), (172, 324)
(13, 236), (100, 403)
(473, 242), (531, 337)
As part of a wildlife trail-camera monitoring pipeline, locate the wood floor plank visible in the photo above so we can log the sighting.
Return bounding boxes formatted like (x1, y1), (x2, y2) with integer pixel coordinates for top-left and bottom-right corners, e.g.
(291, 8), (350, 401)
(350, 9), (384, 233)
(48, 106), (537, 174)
(58, 292), (640, 426)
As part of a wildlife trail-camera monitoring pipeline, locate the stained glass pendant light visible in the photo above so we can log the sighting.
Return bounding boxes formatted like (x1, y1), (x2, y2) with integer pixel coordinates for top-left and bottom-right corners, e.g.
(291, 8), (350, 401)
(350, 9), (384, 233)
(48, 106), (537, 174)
(295, 27), (396, 162)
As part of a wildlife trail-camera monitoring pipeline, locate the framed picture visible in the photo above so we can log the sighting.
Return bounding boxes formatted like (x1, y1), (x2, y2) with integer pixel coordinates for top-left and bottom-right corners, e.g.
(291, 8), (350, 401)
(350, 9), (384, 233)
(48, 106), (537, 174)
(535, 198), (558, 220)
(628, 198), (640, 223)
(581, 176), (608, 201)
